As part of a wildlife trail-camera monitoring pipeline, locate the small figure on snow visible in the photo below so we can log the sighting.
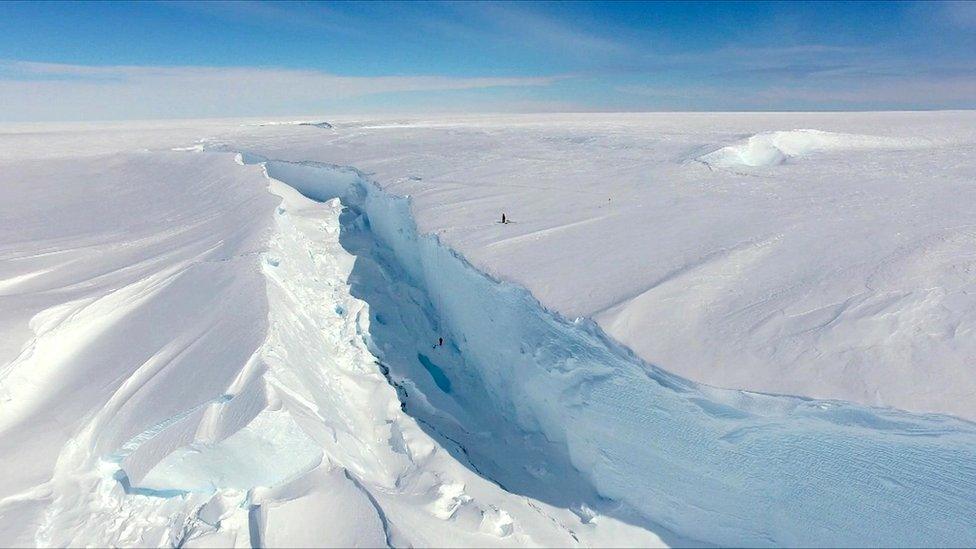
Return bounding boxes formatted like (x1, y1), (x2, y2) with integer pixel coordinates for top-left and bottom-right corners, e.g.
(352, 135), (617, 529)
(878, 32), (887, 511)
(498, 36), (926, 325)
(501, 213), (507, 224)
(433, 337), (444, 349)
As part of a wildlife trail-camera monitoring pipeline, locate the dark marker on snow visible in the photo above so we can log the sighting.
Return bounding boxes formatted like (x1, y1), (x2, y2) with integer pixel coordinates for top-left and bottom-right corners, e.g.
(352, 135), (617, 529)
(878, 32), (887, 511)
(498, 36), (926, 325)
(502, 213), (507, 224)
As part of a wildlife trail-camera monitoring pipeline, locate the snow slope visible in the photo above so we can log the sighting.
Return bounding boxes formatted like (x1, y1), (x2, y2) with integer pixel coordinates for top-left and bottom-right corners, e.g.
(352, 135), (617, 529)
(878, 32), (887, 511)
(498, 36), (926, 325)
(0, 147), (277, 545)
(261, 159), (976, 547)
(1, 114), (975, 547)
(0, 122), (673, 547)
(213, 111), (976, 419)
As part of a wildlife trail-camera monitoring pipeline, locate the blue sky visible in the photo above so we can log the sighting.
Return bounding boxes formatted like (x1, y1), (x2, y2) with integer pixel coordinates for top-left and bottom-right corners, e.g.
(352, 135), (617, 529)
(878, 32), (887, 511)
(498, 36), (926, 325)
(1, 1), (974, 120)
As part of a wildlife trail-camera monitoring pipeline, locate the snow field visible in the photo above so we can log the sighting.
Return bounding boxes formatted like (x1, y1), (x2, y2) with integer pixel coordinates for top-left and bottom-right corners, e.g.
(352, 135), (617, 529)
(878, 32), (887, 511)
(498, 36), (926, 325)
(2, 114), (976, 547)
(213, 112), (976, 420)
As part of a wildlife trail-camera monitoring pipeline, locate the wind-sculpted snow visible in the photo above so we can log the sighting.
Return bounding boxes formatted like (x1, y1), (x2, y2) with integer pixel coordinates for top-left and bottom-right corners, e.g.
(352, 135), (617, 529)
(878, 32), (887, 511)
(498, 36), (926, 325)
(698, 129), (927, 168)
(260, 160), (976, 547)
(253, 120), (335, 130)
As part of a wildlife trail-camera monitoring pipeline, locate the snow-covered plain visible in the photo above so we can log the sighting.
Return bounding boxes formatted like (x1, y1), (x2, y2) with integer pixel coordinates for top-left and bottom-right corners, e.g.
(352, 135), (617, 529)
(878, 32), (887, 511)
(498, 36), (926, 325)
(1, 113), (975, 547)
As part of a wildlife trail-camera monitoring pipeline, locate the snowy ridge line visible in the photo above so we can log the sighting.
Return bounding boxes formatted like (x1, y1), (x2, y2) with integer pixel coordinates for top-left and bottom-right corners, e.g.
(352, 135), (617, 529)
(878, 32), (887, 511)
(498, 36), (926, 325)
(107, 394), (233, 464)
(250, 155), (976, 547)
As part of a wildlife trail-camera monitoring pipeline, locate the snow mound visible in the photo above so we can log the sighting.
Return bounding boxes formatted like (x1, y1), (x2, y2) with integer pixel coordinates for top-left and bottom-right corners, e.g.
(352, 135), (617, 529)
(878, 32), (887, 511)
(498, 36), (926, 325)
(699, 129), (924, 168)
(254, 120), (334, 129)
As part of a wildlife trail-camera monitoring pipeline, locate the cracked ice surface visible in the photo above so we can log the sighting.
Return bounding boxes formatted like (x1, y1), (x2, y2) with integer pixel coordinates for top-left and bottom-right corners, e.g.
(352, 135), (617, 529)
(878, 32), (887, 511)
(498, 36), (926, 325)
(1, 114), (975, 547)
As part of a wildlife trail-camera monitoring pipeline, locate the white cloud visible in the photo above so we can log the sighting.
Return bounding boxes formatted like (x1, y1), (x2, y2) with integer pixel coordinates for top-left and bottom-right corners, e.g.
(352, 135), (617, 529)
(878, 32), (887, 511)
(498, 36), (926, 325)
(0, 61), (564, 121)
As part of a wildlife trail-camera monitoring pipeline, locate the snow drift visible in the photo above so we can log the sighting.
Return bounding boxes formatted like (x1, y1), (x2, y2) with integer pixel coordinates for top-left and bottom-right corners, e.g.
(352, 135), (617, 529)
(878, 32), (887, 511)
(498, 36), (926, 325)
(698, 129), (926, 168)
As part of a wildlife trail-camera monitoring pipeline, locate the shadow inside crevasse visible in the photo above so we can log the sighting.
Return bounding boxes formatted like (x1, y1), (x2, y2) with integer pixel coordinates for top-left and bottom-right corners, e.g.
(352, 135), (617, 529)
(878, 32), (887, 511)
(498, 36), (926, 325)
(332, 203), (697, 547)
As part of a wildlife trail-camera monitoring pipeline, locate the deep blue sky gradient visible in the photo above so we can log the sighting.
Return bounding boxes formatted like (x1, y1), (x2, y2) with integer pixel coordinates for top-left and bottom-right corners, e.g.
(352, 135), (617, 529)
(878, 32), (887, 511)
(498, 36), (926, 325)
(1, 1), (974, 119)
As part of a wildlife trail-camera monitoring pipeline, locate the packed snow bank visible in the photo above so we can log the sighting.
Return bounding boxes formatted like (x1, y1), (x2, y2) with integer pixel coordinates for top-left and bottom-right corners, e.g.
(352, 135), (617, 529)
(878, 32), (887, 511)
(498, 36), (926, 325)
(261, 159), (976, 547)
(698, 129), (926, 167)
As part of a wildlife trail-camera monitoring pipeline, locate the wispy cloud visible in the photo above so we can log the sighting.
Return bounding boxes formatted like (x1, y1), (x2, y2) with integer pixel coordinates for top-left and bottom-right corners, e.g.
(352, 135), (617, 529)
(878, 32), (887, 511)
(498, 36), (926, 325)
(472, 2), (627, 54)
(0, 61), (565, 121)
(633, 44), (869, 76)
(610, 36), (976, 110)
(615, 84), (723, 100)
(442, 1), (629, 60)
(164, 0), (357, 35)
(616, 72), (976, 111)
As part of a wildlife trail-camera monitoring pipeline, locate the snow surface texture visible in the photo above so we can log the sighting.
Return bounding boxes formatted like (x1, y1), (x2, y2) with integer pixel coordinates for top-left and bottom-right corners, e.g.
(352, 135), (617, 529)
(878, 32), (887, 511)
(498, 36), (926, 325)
(0, 114), (975, 547)
(212, 112), (976, 420)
